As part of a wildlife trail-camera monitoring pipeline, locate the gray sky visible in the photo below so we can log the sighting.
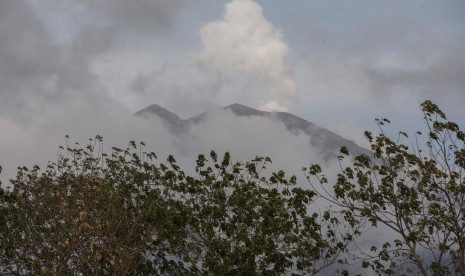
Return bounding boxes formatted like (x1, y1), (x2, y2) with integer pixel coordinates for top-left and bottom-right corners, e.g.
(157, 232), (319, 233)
(0, 0), (464, 180)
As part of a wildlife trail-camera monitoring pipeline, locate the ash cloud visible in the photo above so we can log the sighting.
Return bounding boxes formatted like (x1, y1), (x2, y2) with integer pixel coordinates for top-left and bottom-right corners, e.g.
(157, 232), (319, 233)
(125, 0), (299, 116)
(197, 0), (297, 112)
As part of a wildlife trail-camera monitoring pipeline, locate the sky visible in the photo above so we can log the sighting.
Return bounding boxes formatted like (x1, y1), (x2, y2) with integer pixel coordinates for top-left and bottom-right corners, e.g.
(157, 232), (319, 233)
(1, 0), (464, 182)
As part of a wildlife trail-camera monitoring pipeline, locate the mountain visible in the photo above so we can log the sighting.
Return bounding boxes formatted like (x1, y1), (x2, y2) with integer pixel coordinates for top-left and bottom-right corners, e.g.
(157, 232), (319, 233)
(135, 104), (180, 122)
(135, 104), (187, 133)
(136, 103), (370, 161)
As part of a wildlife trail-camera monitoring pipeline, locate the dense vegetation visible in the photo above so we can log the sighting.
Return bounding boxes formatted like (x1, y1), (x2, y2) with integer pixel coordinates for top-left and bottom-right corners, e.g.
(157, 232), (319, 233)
(1, 100), (464, 275)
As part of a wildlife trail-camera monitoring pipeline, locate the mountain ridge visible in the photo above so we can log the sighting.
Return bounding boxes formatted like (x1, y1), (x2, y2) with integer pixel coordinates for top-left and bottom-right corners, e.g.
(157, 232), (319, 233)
(135, 103), (370, 161)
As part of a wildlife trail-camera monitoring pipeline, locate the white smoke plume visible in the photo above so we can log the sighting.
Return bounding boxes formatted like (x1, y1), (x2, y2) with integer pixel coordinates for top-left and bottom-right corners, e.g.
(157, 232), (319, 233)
(198, 0), (297, 112)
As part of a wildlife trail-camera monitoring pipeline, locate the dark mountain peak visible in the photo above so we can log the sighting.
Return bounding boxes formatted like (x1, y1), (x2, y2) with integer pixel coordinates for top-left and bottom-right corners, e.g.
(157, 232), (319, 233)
(225, 103), (248, 108)
(225, 103), (265, 117)
(189, 103), (265, 124)
(225, 104), (311, 128)
(135, 104), (180, 122)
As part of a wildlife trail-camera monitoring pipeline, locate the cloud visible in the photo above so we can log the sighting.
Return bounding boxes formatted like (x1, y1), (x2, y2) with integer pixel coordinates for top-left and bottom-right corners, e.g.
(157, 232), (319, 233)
(0, 98), (330, 189)
(177, 108), (324, 174)
(1, 0), (463, 189)
(291, 12), (465, 133)
(32, 0), (185, 37)
(81, 0), (185, 33)
(364, 44), (465, 106)
(0, 0), (188, 114)
(0, 1), (183, 183)
(89, 0), (184, 32)
(0, 1), (113, 120)
(0, 0), (323, 184)
(0, 1), (60, 103)
(0, 97), (180, 184)
(93, 0), (298, 116)
(197, 0), (297, 111)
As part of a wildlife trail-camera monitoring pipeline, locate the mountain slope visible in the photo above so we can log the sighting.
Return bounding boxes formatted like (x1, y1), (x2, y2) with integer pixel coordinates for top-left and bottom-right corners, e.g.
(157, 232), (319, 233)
(224, 103), (369, 159)
(135, 104), (187, 133)
(135, 104), (180, 122)
(136, 103), (370, 161)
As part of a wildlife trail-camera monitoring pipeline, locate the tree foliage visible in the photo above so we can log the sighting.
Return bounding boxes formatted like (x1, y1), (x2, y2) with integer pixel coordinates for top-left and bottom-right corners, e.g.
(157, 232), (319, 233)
(306, 100), (465, 275)
(0, 137), (356, 275)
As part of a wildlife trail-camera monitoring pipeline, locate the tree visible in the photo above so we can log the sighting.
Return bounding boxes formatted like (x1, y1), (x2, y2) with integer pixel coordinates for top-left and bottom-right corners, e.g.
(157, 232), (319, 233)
(0, 137), (358, 275)
(305, 100), (465, 275)
(164, 152), (362, 275)
(0, 137), (185, 275)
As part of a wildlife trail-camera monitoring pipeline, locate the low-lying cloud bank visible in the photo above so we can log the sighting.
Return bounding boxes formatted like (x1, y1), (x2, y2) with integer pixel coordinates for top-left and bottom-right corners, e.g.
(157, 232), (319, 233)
(0, 98), (335, 188)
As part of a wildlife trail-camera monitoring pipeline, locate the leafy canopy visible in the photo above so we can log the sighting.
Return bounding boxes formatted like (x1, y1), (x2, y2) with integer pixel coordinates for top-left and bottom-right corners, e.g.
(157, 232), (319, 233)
(0, 137), (355, 275)
(306, 100), (465, 275)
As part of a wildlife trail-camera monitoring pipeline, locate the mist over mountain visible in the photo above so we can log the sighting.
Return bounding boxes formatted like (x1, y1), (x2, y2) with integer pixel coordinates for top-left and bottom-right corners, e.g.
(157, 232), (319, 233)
(136, 103), (370, 162)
